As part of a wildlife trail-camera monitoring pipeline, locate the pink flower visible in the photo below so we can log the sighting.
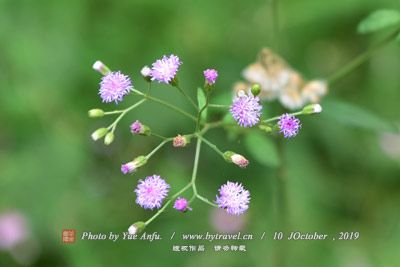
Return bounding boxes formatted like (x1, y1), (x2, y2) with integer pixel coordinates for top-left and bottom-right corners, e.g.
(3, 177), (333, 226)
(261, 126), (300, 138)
(216, 181), (250, 215)
(230, 91), (262, 127)
(99, 71), (133, 103)
(173, 197), (191, 212)
(278, 113), (301, 138)
(150, 54), (182, 84)
(135, 175), (170, 210)
(203, 69), (218, 85)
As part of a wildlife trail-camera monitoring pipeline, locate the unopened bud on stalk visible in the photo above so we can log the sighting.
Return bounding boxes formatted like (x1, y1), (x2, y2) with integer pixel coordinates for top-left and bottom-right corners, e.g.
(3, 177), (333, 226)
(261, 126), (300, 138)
(251, 84), (261, 96)
(259, 124), (273, 133)
(121, 156), (148, 175)
(104, 132), (115, 145)
(88, 109), (105, 118)
(92, 60), (111, 75)
(223, 151), (249, 168)
(91, 128), (108, 141)
(203, 68), (218, 93)
(302, 104), (322, 114)
(128, 221), (146, 235)
(141, 66), (152, 82)
(130, 120), (151, 136)
(173, 135), (190, 148)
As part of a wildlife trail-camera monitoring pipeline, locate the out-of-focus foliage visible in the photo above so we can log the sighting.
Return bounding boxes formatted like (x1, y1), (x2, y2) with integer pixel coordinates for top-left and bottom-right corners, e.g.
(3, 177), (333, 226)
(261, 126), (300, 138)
(357, 9), (400, 34)
(0, 0), (400, 267)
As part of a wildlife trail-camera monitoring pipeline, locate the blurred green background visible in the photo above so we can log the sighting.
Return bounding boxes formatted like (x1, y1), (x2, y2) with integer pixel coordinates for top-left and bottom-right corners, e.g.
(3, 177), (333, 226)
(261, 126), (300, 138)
(1, 0), (400, 266)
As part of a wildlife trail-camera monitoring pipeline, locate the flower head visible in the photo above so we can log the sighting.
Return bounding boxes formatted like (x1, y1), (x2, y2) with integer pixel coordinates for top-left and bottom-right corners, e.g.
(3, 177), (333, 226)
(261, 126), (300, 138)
(204, 69), (218, 85)
(121, 162), (136, 175)
(150, 54), (182, 84)
(135, 175), (170, 210)
(140, 66), (151, 78)
(130, 120), (143, 134)
(231, 154), (249, 168)
(302, 103), (322, 114)
(173, 135), (189, 148)
(92, 60), (110, 75)
(99, 71), (133, 103)
(128, 221), (146, 235)
(216, 181), (250, 215)
(223, 151), (249, 168)
(278, 113), (301, 138)
(121, 156), (147, 175)
(173, 197), (191, 212)
(230, 90), (262, 127)
(130, 120), (150, 136)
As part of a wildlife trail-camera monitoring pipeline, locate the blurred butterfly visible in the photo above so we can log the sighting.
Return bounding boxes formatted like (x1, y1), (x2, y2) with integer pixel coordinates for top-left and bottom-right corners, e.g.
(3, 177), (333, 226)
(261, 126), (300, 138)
(233, 48), (328, 110)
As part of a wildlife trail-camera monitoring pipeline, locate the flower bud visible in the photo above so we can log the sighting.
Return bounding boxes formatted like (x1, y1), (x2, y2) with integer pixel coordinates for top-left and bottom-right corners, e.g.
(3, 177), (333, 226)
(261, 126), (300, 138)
(259, 124), (273, 133)
(251, 84), (261, 96)
(92, 60), (111, 75)
(91, 128), (108, 141)
(104, 132), (115, 145)
(141, 66), (152, 82)
(223, 151), (249, 168)
(121, 156), (148, 175)
(88, 109), (105, 118)
(128, 221), (146, 235)
(302, 103), (322, 114)
(203, 68), (218, 93)
(173, 197), (192, 212)
(173, 135), (190, 148)
(130, 120), (151, 136)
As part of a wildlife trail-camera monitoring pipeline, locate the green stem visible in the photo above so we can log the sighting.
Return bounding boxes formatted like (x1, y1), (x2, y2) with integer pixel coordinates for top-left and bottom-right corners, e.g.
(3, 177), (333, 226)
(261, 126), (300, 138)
(104, 110), (124, 115)
(327, 28), (400, 85)
(176, 84), (199, 111)
(131, 88), (197, 122)
(108, 99), (147, 132)
(197, 135), (225, 158)
(145, 139), (172, 159)
(196, 93), (209, 131)
(150, 132), (168, 140)
(146, 82), (152, 95)
(208, 104), (230, 109)
(197, 194), (218, 207)
(191, 138), (202, 195)
(263, 111), (303, 123)
(270, 0), (279, 48)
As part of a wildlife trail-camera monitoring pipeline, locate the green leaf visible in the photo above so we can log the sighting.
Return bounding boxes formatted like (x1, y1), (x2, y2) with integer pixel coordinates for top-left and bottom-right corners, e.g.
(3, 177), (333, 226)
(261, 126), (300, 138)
(197, 87), (207, 122)
(322, 99), (397, 132)
(396, 32), (400, 43)
(357, 9), (400, 34)
(244, 132), (280, 167)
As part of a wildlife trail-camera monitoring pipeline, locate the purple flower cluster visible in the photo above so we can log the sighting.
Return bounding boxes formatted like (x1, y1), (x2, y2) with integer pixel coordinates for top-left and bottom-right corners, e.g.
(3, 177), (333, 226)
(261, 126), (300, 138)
(230, 91), (262, 127)
(150, 54), (182, 84)
(278, 114), (301, 138)
(216, 181), (250, 215)
(135, 175), (170, 210)
(173, 197), (191, 212)
(203, 69), (218, 85)
(130, 120), (143, 134)
(99, 71), (133, 103)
